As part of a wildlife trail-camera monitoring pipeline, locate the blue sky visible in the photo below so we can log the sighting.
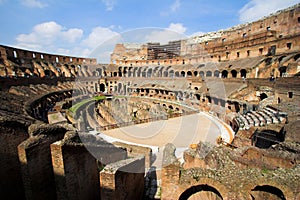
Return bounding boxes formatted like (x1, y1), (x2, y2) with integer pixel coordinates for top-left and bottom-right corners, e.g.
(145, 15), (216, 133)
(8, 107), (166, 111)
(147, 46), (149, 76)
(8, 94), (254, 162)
(0, 0), (299, 62)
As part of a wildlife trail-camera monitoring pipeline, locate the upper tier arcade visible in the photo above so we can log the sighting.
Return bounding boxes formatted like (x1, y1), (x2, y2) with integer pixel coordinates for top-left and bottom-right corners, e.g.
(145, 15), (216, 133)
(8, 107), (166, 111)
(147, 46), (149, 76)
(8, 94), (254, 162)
(111, 3), (300, 66)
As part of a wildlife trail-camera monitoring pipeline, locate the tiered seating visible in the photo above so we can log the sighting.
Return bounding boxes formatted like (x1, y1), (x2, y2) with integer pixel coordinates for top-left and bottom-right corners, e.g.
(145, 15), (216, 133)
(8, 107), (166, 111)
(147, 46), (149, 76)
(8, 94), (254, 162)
(235, 106), (286, 130)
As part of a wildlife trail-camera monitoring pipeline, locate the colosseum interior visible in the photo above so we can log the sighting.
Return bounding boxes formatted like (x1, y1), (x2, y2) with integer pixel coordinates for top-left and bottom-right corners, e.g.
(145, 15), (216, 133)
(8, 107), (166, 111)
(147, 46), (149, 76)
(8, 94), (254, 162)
(0, 3), (300, 200)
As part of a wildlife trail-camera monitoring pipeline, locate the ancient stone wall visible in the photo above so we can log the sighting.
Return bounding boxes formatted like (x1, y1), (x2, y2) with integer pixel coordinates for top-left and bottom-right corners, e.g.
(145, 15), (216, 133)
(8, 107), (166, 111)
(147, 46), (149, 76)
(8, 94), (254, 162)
(0, 120), (30, 199)
(51, 131), (127, 200)
(18, 124), (67, 200)
(100, 155), (145, 200)
(0, 44), (96, 65)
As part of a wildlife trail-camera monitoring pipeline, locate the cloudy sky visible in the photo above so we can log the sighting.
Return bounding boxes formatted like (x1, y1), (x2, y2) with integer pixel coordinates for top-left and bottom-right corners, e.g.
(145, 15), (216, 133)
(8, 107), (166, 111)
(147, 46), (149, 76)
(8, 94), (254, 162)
(0, 0), (299, 62)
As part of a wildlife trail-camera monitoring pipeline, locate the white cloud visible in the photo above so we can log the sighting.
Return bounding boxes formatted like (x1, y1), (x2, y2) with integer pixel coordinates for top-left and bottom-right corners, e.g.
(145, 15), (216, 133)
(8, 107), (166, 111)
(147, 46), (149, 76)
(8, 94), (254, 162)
(82, 26), (119, 48)
(21, 0), (47, 8)
(145, 23), (187, 44)
(62, 28), (84, 43)
(16, 21), (83, 46)
(170, 0), (181, 12)
(101, 0), (116, 11)
(161, 0), (181, 16)
(168, 23), (186, 34)
(239, 0), (300, 23)
(15, 21), (120, 62)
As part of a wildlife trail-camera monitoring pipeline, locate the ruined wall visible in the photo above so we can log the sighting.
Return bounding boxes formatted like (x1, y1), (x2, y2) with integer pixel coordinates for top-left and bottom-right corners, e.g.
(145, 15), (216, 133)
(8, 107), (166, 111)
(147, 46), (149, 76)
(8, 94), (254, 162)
(18, 124), (67, 200)
(100, 156), (145, 200)
(113, 141), (153, 168)
(0, 44), (97, 65)
(161, 142), (299, 200)
(0, 120), (30, 199)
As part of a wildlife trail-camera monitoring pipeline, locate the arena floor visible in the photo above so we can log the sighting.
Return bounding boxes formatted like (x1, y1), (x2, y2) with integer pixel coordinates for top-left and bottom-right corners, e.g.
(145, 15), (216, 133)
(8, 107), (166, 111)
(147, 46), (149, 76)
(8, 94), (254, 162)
(98, 112), (233, 149)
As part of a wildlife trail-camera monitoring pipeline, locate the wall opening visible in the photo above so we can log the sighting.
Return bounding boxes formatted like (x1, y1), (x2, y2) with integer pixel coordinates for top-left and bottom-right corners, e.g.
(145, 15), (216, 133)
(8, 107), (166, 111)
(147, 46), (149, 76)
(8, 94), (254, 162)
(250, 185), (286, 200)
(179, 184), (223, 200)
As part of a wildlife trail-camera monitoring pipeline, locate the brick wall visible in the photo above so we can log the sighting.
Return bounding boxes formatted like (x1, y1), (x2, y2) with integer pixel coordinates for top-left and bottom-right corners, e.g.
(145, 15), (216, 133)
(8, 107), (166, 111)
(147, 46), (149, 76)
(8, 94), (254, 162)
(18, 125), (66, 200)
(0, 120), (29, 199)
(100, 156), (145, 200)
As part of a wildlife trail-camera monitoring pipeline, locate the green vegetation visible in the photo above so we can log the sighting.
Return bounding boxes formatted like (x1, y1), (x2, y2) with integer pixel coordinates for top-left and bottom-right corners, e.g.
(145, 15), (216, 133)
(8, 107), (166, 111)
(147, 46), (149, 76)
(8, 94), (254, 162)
(69, 95), (106, 113)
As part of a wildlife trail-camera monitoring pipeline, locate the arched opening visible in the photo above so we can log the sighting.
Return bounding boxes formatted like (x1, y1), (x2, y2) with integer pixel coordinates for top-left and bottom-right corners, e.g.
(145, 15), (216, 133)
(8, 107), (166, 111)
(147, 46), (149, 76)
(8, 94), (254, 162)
(199, 71), (204, 78)
(44, 70), (51, 77)
(118, 69), (122, 77)
(179, 185), (223, 200)
(240, 69), (247, 78)
(169, 70), (174, 78)
(175, 71), (180, 77)
(279, 66), (287, 77)
(221, 70), (228, 78)
(187, 71), (192, 77)
(206, 71), (212, 77)
(260, 93), (268, 101)
(214, 70), (220, 77)
(250, 185), (286, 200)
(278, 56), (286, 63)
(117, 83), (122, 93)
(231, 70), (237, 78)
(294, 53), (300, 61)
(92, 71), (98, 76)
(193, 71), (198, 77)
(113, 72), (118, 77)
(147, 68), (152, 77)
(163, 70), (168, 77)
(100, 83), (105, 92)
(181, 71), (185, 77)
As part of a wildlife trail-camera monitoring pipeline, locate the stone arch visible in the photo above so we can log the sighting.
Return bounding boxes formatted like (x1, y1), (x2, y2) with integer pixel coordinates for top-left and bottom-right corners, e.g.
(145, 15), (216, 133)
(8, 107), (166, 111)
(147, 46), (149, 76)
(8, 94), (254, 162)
(153, 66), (160, 77)
(187, 71), (192, 77)
(128, 67), (133, 77)
(199, 71), (205, 78)
(221, 70), (228, 78)
(240, 69), (247, 78)
(169, 69), (174, 78)
(175, 71), (180, 77)
(141, 67), (148, 77)
(214, 70), (220, 78)
(118, 67), (122, 77)
(193, 71), (198, 77)
(179, 184), (223, 200)
(259, 92), (268, 101)
(158, 67), (163, 77)
(206, 71), (212, 77)
(99, 83), (105, 92)
(92, 71), (99, 76)
(278, 55), (286, 63)
(163, 70), (168, 77)
(231, 69), (238, 78)
(294, 53), (300, 61)
(250, 185), (286, 200)
(117, 83), (123, 93)
(133, 67), (138, 77)
(147, 68), (152, 77)
(279, 66), (287, 77)
(96, 68), (103, 76)
(113, 72), (118, 77)
(245, 177), (295, 200)
(137, 67), (142, 77)
(181, 71), (185, 77)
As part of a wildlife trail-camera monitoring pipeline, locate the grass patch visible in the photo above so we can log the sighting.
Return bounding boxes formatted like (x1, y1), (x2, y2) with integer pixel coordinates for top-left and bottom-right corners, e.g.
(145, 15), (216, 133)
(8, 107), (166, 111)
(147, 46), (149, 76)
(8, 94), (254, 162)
(69, 95), (106, 113)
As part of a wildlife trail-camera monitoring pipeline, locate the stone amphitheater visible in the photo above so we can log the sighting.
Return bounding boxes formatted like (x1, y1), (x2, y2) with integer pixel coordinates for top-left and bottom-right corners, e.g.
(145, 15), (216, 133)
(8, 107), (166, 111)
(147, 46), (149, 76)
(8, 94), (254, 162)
(0, 3), (300, 200)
